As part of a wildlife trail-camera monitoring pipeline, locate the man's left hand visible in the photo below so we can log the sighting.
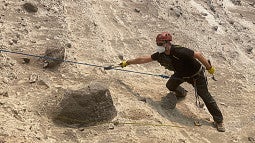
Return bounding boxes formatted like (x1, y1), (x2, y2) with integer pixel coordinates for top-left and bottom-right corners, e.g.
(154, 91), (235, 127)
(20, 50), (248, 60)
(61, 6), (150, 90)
(207, 66), (215, 74)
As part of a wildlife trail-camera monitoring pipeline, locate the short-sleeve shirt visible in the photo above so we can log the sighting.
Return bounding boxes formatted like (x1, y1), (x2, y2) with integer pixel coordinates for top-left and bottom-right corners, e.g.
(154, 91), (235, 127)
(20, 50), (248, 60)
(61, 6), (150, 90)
(151, 44), (201, 77)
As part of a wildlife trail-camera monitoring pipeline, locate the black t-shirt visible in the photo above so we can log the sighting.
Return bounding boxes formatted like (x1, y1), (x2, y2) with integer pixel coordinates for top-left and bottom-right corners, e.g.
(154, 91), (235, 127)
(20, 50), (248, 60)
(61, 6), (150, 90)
(151, 45), (201, 77)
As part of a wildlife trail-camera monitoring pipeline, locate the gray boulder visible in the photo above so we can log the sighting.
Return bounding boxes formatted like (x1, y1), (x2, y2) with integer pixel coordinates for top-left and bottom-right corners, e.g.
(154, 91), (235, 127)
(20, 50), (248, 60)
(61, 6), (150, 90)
(52, 82), (117, 127)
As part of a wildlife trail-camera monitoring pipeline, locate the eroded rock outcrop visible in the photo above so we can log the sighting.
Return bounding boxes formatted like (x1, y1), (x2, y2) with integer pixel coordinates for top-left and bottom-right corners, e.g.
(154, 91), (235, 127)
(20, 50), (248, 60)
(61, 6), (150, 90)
(50, 82), (117, 127)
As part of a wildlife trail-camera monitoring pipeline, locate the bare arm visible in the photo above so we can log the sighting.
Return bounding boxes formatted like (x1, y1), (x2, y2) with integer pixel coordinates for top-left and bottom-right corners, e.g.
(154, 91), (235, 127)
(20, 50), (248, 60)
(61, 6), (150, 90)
(126, 55), (153, 65)
(194, 52), (212, 70)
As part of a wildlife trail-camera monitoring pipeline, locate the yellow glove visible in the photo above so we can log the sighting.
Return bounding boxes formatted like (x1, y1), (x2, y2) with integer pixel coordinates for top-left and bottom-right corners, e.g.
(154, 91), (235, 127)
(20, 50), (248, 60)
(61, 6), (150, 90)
(119, 60), (128, 68)
(207, 66), (215, 75)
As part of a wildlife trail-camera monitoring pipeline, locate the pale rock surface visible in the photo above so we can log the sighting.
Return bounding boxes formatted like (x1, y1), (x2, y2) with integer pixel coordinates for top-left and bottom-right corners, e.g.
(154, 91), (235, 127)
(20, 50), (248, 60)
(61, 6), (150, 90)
(0, 0), (254, 142)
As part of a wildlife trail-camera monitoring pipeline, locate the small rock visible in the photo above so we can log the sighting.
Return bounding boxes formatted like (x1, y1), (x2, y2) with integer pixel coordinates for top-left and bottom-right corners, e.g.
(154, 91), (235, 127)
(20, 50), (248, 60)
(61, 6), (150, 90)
(16, 8), (22, 13)
(30, 40), (36, 43)
(3, 78), (9, 84)
(16, 33), (21, 39)
(229, 20), (234, 25)
(13, 110), (23, 121)
(178, 139), (186, 143)
(248, 137), (255, 142)
(209, 6), (216, 13)
(174, 6), (182, 17)
(20, 21), (27, 26)
(112, 120), (120, 126)
(204, 117), (211, 121)
(220, 102), (228, 107)
(201, 12), (208, 16)
(231, 0), (241, 5)
(246, 47), (253, 54)
(29, 74), (38, 83)
(0, 91), (8, 97)
(199, 103), (205, 108)
(35, 25), (41, 29)
(138, 96), (146, 102)
(194, 121), (202, 126)
(134, 8), (140, 13)
(212, 26), (218, 31)
(37, 80), (50, 88)
(66, 43), (72, 48)
(22, 58), (30, 64)
(250, 2), (255, 7)
(108, 123), (114, 130)
(43, 47), (65, 68)
(8, 40), (13, 45)
(43, 62), (49, 68)
(78, 128), (85, 131)
(23, 3), (38, 13)
(118, 54), (124, 60)
(93, 22), (98, 27)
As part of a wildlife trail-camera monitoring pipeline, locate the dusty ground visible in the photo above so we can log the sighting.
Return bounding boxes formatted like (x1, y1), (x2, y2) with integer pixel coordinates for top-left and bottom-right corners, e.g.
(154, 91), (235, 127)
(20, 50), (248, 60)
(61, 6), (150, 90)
(0, 0), (255, 143)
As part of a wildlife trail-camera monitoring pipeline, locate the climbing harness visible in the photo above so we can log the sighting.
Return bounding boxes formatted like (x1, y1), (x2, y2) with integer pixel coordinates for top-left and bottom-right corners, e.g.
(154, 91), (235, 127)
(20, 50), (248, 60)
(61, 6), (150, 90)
(181, 66), (204, 107)
(182, 66), (203, 79)
(182, 66), (205, 108)
(193, 77), (203, 108)
(193, 68), (209, 108)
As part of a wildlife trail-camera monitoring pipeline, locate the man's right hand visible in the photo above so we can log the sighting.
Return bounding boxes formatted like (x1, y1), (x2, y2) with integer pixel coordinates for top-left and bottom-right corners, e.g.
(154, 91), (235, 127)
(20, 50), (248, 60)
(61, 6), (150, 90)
(119, 60), (128, 68)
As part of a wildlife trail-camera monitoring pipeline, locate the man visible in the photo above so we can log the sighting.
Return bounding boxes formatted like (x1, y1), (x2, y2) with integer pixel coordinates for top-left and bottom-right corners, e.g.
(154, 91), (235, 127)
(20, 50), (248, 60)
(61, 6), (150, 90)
(119, 32), (225, 132)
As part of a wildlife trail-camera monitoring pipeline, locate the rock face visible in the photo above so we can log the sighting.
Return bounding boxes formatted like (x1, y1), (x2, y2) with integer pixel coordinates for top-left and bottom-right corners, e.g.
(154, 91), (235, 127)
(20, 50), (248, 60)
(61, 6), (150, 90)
(53, 82), (117, 127)
(1, 0), (255, 142)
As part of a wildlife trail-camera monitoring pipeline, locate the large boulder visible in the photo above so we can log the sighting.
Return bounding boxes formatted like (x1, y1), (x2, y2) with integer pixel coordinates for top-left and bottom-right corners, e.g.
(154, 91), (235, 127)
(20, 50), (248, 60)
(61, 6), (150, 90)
(52, 82), (117, 127)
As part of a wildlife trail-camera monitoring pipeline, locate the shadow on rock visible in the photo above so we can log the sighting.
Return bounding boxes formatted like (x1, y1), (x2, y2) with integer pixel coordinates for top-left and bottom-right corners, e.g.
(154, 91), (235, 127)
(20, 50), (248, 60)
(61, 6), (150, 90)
(142, 93), (212, 127)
